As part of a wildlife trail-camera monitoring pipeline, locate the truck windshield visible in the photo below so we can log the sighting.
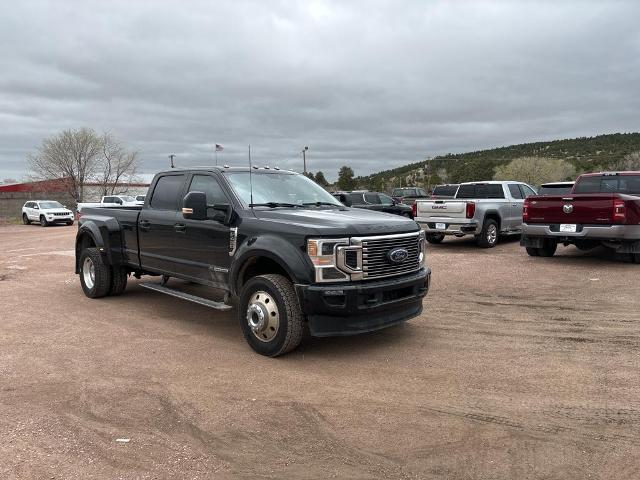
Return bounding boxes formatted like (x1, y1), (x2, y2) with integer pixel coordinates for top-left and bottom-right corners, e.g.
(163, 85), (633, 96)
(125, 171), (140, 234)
(120, 196), (136, 202)
(574, 175), (640, 194)
(225, 172), (343, 207)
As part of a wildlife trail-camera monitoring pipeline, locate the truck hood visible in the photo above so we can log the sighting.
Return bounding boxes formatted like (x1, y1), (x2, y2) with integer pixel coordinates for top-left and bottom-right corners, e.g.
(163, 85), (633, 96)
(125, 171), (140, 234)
(41, 208), (72, 214)
(253, 207), (419, 236)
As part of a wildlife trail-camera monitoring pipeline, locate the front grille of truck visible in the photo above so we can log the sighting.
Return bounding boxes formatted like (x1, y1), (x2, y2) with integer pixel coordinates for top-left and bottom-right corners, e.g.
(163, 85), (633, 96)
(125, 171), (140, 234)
(54, 212), (68, 216)
(354, 232), (421, 280)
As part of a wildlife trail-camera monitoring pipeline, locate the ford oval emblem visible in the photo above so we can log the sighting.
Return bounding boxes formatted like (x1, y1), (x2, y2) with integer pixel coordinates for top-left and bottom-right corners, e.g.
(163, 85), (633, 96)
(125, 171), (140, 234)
(388, 247), (409, 264)
(563, 204), (573, 214)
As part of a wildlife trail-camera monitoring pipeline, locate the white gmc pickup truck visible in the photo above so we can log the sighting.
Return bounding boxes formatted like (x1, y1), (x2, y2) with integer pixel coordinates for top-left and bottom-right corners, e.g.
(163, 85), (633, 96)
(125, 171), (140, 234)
(414, 181), (537, 248)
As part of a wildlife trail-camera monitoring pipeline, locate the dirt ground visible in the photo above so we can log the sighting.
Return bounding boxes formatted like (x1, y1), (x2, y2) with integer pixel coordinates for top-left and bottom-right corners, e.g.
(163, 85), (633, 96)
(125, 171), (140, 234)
(0, 224), (638, 479)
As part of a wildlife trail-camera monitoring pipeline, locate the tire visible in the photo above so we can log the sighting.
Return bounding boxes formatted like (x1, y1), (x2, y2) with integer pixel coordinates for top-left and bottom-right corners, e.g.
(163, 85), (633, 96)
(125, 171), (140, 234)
(426, 233), (445, 244)
(40, 215), (49, 227)
(66, 220), (74, 226)
(109, 266), (128, 296)
(476, 219), (499, 248)
(79, 248), (112, 298)
(22, 213), (30, 225)
(631, 253), (640, 264)
(526, 247), (540, 257)
(239, 274), (304, 357)
(538, 239), (557, 257)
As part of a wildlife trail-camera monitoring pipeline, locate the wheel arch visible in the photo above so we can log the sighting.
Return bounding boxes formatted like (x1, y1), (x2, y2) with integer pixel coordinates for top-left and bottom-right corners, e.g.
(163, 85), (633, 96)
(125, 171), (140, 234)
(75, 224), (106, 274)
(232, 251), (299, 297)
(483, 210), (502, 230)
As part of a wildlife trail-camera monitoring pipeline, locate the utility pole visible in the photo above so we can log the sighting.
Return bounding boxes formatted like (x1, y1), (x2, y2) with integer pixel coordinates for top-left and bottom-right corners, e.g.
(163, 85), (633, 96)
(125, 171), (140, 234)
(302, 146), (309, 175)
(169, 154), (176, 168)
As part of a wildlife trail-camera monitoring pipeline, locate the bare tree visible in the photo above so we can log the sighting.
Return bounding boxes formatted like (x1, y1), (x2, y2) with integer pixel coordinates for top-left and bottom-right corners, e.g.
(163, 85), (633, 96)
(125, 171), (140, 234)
(610, 151), (640, 171)
(28, 128), (102, 203)
(494, 156), (576, 187)
(97, 133), (139, 196)
(28, 128), (139, 203)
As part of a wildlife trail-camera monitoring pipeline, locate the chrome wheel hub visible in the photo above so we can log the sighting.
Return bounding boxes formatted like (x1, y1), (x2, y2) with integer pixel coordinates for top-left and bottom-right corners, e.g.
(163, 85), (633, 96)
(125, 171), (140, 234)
(246, 291), (279, 342)
(82, 257), (95, 290)
(487, 225), (497, 244)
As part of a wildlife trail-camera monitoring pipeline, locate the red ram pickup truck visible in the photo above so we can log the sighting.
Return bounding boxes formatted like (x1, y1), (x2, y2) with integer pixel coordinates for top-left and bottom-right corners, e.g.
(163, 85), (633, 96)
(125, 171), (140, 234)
(521, 171), (640, 262)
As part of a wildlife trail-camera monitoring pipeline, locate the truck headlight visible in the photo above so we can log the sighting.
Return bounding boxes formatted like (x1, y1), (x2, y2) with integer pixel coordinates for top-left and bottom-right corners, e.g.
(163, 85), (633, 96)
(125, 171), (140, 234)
(418, 231), (427, 266)
(307, 238), (350, 282)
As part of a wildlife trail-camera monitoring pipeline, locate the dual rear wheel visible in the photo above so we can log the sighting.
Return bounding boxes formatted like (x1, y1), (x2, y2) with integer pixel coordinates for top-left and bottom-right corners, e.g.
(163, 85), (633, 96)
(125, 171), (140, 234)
(79, 248), (128, 298)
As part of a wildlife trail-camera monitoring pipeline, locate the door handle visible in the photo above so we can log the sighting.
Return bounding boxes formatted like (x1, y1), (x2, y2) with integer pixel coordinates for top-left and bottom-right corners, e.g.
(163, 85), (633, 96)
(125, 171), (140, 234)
(174, 223), (186, 233)
(139, 220), (151, 231)
(511, 203), (518, 207)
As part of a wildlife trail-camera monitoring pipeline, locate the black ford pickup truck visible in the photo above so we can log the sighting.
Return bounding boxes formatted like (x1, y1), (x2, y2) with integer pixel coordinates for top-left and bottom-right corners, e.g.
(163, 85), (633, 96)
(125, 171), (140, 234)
(75, 167), (431, 356)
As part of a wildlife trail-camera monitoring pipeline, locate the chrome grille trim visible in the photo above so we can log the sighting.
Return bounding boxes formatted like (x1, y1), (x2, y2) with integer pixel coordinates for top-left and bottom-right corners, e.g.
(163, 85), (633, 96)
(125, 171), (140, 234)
(350, 231), (421, 280)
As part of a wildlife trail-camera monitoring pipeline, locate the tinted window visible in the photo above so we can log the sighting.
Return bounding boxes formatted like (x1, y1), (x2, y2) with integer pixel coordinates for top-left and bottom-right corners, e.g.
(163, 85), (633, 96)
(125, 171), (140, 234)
(150, 175), (185, 210)
(520, 185), (537, 197)
(574, 175), (640, 194)
(417, 189), (427, 196)
(508, 184), (523, 199)
(364, 193), (381, 204)
(456, 184), (505, 199)
(346, 193), (364, 205)
(432, 185), (458, 197)
(189, 175), (228, 205)
(379, 193), (394, 205)
(537, 184), (573, 195)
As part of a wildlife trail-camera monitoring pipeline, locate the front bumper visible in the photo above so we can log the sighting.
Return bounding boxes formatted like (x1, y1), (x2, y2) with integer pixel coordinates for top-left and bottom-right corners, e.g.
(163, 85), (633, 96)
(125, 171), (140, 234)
(46, 215), (74, 223)
(521, 223), (640, 241)
(296, 267), (431, 337)
(417, 219), (479, 236)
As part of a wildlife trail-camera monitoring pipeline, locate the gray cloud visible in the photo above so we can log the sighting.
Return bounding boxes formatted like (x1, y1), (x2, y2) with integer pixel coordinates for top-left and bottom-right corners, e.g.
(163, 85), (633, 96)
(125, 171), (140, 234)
(1, 0), (639, 181)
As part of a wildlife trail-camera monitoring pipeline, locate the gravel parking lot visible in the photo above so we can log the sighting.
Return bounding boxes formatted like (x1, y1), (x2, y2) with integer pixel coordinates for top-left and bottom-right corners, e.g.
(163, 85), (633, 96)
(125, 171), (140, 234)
(0, 224), (638, 479)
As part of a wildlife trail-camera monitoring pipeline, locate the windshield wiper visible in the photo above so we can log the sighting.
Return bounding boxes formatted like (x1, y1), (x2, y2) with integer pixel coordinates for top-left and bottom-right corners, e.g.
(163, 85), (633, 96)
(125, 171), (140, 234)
(249, 202), (300, 208)
(301, 201), (341, 207)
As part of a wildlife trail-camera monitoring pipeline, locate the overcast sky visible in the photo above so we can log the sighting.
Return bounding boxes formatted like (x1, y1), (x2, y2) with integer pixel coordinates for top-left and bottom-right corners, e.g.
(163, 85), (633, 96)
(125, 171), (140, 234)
(1, 0), (639, 181)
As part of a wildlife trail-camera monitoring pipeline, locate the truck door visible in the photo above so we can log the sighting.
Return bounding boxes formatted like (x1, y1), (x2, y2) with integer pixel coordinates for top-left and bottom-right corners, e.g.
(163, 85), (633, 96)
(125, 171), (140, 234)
(507, 184), (524, 231)
(138, 173), (186, 274)
(172, 173), (231, 288)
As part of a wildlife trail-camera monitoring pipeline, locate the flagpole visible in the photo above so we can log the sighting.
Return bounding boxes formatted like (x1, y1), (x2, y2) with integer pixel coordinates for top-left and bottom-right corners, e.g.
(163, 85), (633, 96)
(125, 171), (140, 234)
(215, 143), (218, 166)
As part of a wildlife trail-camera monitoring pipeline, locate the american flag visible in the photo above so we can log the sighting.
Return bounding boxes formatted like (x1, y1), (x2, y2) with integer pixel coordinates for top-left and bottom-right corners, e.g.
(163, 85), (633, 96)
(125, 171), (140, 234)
(215, 144), (224, 152)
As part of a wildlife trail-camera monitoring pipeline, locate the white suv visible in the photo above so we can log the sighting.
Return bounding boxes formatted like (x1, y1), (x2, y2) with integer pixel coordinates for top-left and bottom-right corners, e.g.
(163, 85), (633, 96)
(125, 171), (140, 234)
(22, 200), (75, 227)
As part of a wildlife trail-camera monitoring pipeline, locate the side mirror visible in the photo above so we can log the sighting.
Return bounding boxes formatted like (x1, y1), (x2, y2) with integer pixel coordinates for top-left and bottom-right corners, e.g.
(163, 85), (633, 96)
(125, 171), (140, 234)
(182, 191), (207, 220)
(339, 195), (352, 207)
(34, 205), (39, 210)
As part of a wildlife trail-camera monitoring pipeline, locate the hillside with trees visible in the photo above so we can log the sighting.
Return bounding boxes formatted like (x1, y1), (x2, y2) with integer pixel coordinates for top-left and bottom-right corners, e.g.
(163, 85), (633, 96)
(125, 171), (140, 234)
(352, 133), (640, 191)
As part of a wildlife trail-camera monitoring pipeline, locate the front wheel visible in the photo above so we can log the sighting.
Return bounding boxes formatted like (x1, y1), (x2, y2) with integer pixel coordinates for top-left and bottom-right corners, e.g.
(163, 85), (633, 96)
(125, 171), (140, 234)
(526, 247), (540, 257)
(476, 219), (499, 248)
(22, 213), (30, 225)
(66, 220), (74, 226)
(239, 274), (303, 357)
(426, 233), (445, 244)
(40, 216), (49, 227)
(79, 248), (112, 298)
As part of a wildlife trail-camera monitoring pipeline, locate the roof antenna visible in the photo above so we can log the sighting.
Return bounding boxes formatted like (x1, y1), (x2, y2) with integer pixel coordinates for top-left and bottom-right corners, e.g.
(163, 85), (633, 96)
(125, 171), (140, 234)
(248, 144), (254, 209)
(168, 154), (175, 168)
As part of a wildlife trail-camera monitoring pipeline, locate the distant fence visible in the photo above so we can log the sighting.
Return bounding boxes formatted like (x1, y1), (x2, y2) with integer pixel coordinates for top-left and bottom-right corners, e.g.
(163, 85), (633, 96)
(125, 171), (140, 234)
(0, 191), (75, 220)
